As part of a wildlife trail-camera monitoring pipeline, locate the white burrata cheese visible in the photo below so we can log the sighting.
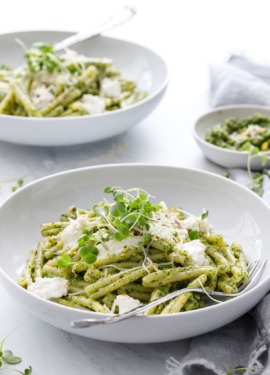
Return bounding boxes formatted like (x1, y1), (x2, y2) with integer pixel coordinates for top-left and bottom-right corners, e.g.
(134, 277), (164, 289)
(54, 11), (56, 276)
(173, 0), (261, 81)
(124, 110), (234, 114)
(149, 222), (188, 242)
(81, 94), (105, 114)
(150, 208), (189, 242)
(27, 277), (68, 299)
(111, 295), (141, 315)
(180, 216), (213, 235)
(32, 85), (54, 109)
(97, 236), (144, 258)
(60, 214), (88, 249)
(175, 239), (208, 266)
(199, 219), (214, 235)
(100, 78), (121, 98)
(230, 124), (265, 142)
(179, 216), (199, 230)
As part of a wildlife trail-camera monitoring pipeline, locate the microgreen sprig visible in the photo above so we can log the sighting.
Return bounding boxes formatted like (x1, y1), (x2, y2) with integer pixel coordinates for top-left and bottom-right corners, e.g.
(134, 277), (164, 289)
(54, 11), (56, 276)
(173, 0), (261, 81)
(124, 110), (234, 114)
(16, 39), (65, 75)
(3, 366), (33, 374)
(0, 328), (17, 359)
(224, 364), (261, 375)
(15, 366), (32, 375)
(80, 245), (98, 263)
(78, 229), (93, 248)
(24, 43), (65, 74)
(11, 179), (24, 193)
(57, 254), (72, 269)
(57, 245), (99, 269)
(94, 187), (162, 241)
(231, 142), (270, 196)
(201, 210), (208, 220)
(0, 329), (32, 374)
(1, 350), (21, 365)
(188, 230), (199, 240)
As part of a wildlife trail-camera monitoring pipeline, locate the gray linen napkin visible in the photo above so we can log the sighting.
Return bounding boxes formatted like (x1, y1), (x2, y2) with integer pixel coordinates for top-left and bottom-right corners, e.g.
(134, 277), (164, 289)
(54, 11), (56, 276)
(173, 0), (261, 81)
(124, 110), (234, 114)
(210, 55), (270, 107)
(165, 292), (270, 375)
(165, 56), (270, 375)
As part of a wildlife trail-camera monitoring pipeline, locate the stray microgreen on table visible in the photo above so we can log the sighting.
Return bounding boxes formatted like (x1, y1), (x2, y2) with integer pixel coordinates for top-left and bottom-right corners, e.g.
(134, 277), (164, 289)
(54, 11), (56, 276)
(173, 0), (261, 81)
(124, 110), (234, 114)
(0, 329), (32, 374)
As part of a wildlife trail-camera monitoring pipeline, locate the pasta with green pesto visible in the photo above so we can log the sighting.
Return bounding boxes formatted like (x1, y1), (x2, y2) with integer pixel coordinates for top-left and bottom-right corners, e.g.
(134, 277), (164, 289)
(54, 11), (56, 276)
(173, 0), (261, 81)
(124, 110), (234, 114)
(18, 186), (249, 315)
(0, 42), (147, 117)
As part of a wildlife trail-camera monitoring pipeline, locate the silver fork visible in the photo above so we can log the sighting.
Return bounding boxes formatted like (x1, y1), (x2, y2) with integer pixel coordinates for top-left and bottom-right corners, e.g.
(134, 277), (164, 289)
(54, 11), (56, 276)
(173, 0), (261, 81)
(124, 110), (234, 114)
(54, 6), (136, 52)
(70, 259), (267, 329)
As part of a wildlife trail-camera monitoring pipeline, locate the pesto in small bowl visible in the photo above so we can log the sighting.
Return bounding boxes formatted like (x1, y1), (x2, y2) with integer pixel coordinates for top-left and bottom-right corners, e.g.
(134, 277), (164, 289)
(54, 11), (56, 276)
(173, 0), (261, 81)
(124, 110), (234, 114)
(204, 113), (270, 152)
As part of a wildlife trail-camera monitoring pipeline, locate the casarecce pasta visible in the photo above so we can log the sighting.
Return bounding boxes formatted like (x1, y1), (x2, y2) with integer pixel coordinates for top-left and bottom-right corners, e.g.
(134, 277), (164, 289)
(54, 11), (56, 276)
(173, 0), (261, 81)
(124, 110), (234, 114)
(0, 42), (147, 117)
(18, 187), (249, 315)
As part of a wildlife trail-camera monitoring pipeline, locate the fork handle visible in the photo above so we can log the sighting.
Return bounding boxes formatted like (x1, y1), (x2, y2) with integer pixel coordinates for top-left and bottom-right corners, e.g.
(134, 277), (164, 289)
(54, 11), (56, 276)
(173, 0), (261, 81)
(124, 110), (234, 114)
(71, 259), (267, 328)
(71, 287), (208, 328)
(54, 6), (136, 52)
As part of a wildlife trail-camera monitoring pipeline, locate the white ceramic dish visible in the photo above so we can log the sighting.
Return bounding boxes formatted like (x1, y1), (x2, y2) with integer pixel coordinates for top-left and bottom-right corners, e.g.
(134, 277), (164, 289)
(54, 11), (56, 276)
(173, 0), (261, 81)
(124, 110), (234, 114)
(193, 105), (270, 170)
(0, 164), (270, 343)
(0, 31), (168, 146)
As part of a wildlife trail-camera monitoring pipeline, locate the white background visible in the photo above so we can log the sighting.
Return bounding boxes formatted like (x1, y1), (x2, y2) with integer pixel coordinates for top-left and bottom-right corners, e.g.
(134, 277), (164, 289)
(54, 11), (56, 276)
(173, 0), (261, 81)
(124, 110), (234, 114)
(0, 1), (270, 374)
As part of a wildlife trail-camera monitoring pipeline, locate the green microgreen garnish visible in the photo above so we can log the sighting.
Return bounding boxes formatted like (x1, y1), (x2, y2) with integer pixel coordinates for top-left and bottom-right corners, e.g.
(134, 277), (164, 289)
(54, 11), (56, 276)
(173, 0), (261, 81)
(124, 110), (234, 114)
(110, 202), (126, 217)
(142, 234), (153, 246)
(239, 142), (270, 196)
(189, 230), (199, 240)
(206, 114), (270, 197)
(113, 220), (130, 241)
(201, 210), (208, 220)
(78, 229), (93, 247)
(0, 329), (32, 374)
(0, 328), (16, 357)
(35, 43), (54, 54)
(11, 366), (33, 375)
(224, 364), (261, 375)
(247, 169), (270, 196)
(24, 366), (33, 375)
(57, 254), (72, 269)
(11, 179), (24, 193)
(240, 142), (260, 155)
(240, 140), (270, 196)
(19, 40), (65, 74)
(79, 246), (98, 263)
(99, 186), (162, 241)
(57, 243), (99, 269)
(93, 205), (109, 218)
(2, 350), (22, 364)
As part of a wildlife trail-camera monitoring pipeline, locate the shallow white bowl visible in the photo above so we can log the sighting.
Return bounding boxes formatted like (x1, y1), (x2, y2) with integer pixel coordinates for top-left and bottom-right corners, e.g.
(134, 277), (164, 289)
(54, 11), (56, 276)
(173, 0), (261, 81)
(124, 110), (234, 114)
(0, 164), (270, 343)
(193, 105), (270, 170)
(0, 31), (168, 146)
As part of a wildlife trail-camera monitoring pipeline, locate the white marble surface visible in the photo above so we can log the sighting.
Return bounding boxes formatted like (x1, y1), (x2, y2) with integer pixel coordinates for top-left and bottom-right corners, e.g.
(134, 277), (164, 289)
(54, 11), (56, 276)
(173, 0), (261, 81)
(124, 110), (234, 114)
(1, 1), (270, 373)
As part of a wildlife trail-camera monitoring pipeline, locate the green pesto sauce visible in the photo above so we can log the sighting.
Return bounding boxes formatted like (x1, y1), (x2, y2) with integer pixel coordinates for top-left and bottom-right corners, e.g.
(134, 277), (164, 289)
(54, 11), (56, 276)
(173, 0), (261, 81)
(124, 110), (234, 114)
(204, 113), (270, 151)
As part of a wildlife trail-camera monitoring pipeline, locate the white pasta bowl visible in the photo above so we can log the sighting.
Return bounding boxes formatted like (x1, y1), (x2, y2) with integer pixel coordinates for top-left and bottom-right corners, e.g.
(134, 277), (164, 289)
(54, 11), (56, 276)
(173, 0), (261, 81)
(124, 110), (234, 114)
(0, 164), (270, 343)
(193, 105), (270, 170)
(0, 31), (168, 146)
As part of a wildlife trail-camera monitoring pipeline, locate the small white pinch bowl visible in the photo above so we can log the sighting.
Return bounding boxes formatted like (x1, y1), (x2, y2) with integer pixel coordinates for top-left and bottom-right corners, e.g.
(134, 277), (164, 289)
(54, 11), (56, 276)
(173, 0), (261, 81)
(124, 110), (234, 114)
(0, 164), (270, 343)
(193, 105), (270, 170)
(0, 31), (168, 146)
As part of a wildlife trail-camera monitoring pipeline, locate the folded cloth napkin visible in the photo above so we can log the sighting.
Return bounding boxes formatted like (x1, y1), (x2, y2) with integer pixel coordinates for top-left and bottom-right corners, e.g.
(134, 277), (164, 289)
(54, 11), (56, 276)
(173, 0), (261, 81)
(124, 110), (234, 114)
(210, 55), (270, 107)
(164, 56), (270, 375)
(165, 294), (270, 375)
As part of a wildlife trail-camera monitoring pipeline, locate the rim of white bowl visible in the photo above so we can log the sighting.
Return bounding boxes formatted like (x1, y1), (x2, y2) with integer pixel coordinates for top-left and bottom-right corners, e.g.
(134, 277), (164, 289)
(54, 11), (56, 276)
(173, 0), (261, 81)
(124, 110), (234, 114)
(0, 163), (269, 319)
(0, 30), (169, 121)
(193, 104), (270, 157)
